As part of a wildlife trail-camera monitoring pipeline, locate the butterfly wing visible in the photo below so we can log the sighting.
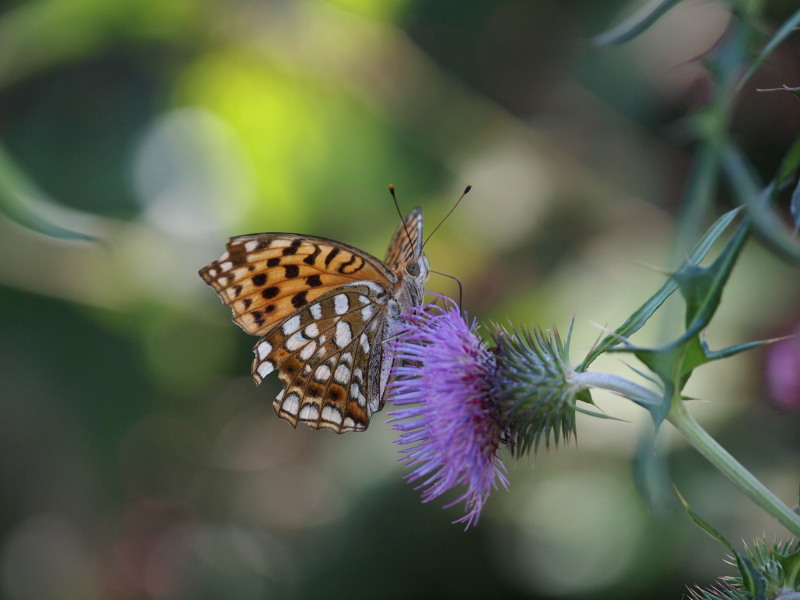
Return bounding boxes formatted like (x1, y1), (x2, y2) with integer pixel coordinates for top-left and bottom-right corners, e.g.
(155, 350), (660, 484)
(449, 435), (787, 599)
(199, 210), (426, 433)
(384, 207), (423, 270)
(199, 234), (396, 336)
(252, 281), (392, 432)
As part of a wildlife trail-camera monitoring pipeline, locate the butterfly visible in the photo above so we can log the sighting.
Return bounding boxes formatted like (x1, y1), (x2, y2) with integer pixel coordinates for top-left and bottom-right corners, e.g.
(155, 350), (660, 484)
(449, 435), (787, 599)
(199, 209), (428, 433)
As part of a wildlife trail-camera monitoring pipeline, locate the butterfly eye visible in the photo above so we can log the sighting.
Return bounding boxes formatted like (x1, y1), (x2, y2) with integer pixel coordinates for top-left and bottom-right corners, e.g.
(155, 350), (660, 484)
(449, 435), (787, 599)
(406, 261), (421, 277)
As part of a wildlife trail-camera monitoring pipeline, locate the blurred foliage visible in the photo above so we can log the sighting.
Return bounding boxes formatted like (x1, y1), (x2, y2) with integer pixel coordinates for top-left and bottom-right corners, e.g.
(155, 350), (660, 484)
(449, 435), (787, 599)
(1, 0), (799, 599)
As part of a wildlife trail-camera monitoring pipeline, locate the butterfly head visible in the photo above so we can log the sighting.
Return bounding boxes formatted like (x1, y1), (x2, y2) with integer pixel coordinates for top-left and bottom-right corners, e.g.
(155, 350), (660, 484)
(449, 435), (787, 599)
(401, 254), (429, 306)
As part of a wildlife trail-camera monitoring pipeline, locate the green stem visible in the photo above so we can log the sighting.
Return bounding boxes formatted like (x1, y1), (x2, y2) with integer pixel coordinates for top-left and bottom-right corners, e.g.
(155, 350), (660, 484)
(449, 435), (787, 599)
(573, 371), (660, 408)
(574, 371), (800, 538)
(668, 401), (800, 538)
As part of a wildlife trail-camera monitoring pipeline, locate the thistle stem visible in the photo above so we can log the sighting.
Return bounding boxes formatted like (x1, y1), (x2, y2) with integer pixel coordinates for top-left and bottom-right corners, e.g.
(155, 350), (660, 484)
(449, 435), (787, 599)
(572, 371), (660, 408)
(668, 401), (800, 538)
(574, 371), (800, 538)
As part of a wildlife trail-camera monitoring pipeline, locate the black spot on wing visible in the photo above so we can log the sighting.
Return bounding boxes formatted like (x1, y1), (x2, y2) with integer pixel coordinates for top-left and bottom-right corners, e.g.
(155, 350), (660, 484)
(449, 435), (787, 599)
(261, 286), (279, 299)
(291, 291), (308, 308)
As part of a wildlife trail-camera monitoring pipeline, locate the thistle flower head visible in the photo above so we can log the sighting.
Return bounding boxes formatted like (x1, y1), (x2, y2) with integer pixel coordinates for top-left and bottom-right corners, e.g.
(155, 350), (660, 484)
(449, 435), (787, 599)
(387, 298), (585, 528)
(387, 301), (508, 529)
(492, 324), (579, 457)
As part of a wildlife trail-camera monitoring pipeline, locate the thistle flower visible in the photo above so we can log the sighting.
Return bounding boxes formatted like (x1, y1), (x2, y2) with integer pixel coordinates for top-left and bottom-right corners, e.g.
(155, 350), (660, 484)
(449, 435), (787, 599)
(387, 302), (508, 528)
(387, 300), (581, 528)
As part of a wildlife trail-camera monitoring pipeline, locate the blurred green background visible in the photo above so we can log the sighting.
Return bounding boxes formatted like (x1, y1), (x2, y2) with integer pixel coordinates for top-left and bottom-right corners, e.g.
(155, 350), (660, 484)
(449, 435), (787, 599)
(1, 0), (799, 598)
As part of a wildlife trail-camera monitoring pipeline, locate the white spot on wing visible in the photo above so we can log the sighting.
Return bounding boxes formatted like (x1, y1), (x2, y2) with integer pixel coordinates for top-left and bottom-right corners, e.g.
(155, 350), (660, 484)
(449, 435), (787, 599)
(310, 303), (322, 320)
(358, 295), (369, 305)
(300, 342), (316, 361)
(335, 321), (352, 348)
(315, 364), (331, 381)
(334, 364), (351, 384)
(257, 341), (272, 359)
(360, 281), (385, 295)
(304, 323), (319, 338)
(282, 315), (302, 335)
(321, 406), (342, 425)
(359, 333), (370, 354)
(219, 261), (233, 272)
(361, 305), (374, 321)
(285, 331), (305, 351)
(257, 360), (275, 379)
(282, 392), (300, 416)
(353, 368), (363, 383)
(244, 240), (259, 252)
(299, 404), (319, 420)
(334, 294), (349, 315)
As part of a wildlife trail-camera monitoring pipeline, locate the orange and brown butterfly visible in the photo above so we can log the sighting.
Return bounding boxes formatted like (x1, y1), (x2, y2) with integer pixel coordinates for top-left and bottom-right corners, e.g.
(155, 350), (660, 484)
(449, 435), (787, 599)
(199, 207), (428, 433)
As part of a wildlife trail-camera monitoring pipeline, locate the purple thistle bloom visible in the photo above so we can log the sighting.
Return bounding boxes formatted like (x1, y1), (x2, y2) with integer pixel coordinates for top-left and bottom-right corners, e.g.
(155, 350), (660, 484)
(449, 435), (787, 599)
(387, 301), (509, 529)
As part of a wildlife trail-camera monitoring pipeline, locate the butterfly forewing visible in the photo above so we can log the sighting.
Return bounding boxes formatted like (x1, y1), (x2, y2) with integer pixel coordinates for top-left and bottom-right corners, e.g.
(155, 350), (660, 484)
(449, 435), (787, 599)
(199, 208), (427, 432)
(384, 208), (423, 270)
(199, 234), (396, 336)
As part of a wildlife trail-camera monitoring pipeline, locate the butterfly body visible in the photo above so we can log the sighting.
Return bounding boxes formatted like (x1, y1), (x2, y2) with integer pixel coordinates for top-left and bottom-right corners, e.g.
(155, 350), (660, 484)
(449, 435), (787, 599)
(199, 209), (427, 432)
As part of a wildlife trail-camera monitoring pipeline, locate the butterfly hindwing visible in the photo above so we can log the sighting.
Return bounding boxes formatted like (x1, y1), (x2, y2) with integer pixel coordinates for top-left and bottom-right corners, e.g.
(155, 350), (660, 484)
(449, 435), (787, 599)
(252, 282), (391, 432)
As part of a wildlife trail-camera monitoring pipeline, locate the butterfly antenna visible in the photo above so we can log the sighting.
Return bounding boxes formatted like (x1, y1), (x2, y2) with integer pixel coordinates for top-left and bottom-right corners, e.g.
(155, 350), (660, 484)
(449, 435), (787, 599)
(389, 184), (415, 250)
(430, 269), (463, 307)
(423, 185), (471, 249)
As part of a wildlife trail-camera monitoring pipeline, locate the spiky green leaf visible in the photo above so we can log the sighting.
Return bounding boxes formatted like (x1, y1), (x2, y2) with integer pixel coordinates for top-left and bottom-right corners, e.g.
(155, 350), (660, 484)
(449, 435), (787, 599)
(608, 219), (750, 426)
(579, 207), (741, 370)
(676, 489), (768, 600)
(672, 219), (749, 337)
(702, 338), (777, 362)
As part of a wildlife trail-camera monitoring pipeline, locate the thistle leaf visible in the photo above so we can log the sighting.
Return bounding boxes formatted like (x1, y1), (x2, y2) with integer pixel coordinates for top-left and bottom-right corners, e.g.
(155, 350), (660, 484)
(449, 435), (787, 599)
(579, 207), (742, 370)
(676, 489), (768, 600)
